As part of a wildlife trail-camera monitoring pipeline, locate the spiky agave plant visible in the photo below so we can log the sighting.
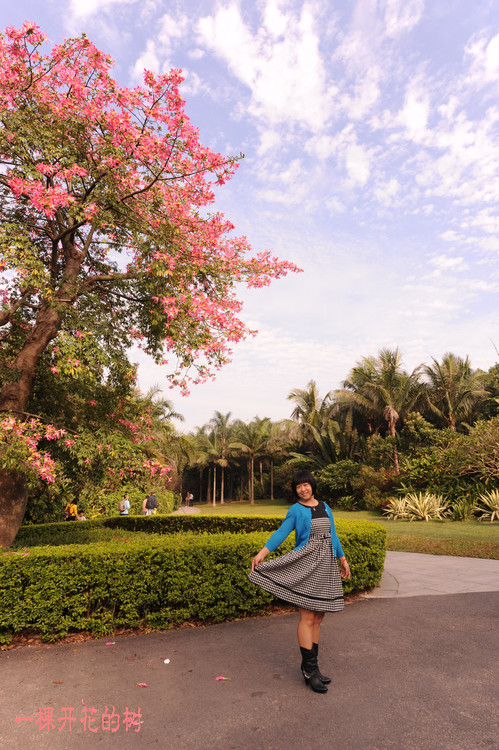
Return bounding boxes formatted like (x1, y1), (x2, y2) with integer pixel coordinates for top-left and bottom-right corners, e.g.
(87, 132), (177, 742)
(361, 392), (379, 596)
(382, 496), (409, 519)
(475, 490), (499, 522)
(403, 492), (450, 521)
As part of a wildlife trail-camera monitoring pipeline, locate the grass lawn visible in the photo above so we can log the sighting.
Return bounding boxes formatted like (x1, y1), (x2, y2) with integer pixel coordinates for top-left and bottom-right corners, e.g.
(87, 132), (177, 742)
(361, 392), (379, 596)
(192, 498), (499, 559)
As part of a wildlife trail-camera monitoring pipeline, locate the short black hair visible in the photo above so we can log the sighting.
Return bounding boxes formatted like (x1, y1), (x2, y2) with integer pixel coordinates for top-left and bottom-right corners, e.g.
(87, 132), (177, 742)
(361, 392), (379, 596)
(291, 469), (317, 498)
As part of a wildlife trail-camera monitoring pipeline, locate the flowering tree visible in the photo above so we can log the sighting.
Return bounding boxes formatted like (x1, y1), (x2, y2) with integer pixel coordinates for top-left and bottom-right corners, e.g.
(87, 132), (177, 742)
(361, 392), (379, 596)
(0, 23), (299, 546)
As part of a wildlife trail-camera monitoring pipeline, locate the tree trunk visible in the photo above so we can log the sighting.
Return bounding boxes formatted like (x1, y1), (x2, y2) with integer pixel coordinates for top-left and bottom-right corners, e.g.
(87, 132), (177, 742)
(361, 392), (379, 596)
(220, 467), (225, 504)
(270, 460), (274, 501)
(0, 470), (29, 548)
(207, 468), (212, 504)
(198, 467), (203, 503)
(212, 464), (216, 506)
(388, 420), (400, 475)
(0, 243), (83, 543)
(249, 456), (255, 504)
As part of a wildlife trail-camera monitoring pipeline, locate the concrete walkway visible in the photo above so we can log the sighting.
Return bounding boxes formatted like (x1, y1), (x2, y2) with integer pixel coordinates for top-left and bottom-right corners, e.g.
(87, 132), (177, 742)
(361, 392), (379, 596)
(365, 550), (499, 597)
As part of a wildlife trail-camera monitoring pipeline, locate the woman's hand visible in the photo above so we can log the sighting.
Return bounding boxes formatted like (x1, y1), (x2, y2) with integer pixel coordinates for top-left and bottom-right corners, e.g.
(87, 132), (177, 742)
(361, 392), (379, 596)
(251, 547), (270, 571)
(339, 556), (351, 580)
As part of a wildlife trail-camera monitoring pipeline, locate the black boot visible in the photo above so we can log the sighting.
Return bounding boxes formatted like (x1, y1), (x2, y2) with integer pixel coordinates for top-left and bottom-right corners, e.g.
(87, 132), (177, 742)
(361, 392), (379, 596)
(299, 647), (328, 693)
(313, 643), (331, 685)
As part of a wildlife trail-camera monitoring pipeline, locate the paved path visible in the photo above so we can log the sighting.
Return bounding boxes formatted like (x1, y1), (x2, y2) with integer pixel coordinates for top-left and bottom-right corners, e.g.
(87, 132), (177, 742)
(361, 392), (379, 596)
(1, 553), (498, 750)
(365, 550), (499, 598)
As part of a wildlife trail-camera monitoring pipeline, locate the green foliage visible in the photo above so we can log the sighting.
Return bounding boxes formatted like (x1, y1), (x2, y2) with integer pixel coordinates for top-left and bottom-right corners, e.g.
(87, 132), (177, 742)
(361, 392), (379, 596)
(383, 497), (410, 520)
(316, 461), (396, 511)
(385, 492), (450, 521)
(335, 495), (360, 511)
(0, 517), (386, 642)
(475, 490), (499, 522)
(449, 497), (477, 522)
(14, 514), (294, 547)
(96, 488), (176, 518)
(399, 413), (445, 452)
(316, 461), (361, 502)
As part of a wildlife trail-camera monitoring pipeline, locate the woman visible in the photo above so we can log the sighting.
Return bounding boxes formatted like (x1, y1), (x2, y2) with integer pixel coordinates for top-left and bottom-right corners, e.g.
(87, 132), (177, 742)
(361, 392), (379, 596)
(249, 469), (350, 693)
(64, 500), (78, 521)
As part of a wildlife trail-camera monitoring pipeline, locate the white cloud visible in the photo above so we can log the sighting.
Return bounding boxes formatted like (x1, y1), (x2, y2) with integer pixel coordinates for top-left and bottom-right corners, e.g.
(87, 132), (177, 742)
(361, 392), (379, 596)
(374, 177), (400, 206)
(397, 82), (430, 142)
(383, 0), (425, 38)
(68, 0), (133, 20)
(466, 210), (499, 235)
(465, 31), (499, 86)
(439, 230), (461, 242)
(188, 48), (205, 60)
(130, 12), (191, 81)
(305, 134), (338, 160)
(326, 196), (346, 214)
(429, 254), (469, 274)
(256, 130), (282, 156)
(345, 141), (372, 186)
(197, 2), (332, 131)
(131, 39), (161, 80)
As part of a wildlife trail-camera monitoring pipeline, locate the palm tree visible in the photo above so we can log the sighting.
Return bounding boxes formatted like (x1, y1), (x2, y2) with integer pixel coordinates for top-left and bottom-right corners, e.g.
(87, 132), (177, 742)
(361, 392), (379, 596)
(288, 380), (334, 431)
(337, 348), (424, 473)
(209, 411), (234, 504)
(423, 353), (489, 431)
(265, 420), (293, 501)
(232, 417), (271, 504)
(191, 427), (212, 503)
(164, 433), (197, 501)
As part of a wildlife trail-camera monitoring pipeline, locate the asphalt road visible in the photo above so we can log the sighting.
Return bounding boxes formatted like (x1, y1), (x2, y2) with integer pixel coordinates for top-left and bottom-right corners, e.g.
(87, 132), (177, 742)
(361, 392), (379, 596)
(1, 553), (498, 750)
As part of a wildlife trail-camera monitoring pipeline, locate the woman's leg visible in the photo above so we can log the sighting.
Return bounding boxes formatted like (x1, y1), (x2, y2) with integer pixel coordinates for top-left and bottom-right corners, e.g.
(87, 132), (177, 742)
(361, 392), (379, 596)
(297, 609), (324, 648)
(298, 609), (328, 693)
(312, 612), (325, 645)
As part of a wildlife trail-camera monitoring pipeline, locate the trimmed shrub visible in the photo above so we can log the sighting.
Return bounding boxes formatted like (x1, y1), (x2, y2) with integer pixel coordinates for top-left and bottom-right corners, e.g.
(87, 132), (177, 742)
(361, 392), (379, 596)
(0, 518), (386, 643)
(13, 514), (288, 548)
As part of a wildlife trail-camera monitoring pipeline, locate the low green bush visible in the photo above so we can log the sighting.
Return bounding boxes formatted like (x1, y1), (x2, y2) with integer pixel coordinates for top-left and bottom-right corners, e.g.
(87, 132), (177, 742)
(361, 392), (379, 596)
(13, 514), (287, 547)
(0, 519), (386, 643)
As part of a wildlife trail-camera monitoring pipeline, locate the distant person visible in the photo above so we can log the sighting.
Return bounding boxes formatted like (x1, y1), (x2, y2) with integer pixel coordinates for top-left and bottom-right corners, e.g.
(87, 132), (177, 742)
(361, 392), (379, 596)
(64, 500), (77, 521)
(186, 491), (193, 506)
(249, 469), (350, 694)
(142, 495), (149, 515)
(145, 493), (157, 515)
(77, 511), (86, 521)
(118, 493), (130, 516)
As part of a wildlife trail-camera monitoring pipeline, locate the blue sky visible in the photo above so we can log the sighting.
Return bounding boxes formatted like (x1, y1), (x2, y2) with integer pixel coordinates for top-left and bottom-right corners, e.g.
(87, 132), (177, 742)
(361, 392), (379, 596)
(3, 1), (499, 431)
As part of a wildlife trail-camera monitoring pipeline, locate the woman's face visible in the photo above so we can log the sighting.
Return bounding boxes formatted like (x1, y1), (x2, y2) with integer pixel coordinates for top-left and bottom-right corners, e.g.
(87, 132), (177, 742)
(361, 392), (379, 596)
(296, 482), (314, 502)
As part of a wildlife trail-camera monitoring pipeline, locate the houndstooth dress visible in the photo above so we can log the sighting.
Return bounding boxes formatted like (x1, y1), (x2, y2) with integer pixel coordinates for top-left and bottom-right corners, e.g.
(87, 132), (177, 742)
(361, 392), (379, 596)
(248, 502), (345, 613)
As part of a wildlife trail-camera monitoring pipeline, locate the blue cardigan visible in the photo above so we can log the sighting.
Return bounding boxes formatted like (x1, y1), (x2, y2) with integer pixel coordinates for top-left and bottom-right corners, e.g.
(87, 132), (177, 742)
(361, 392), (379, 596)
(265, 501), (345, 558)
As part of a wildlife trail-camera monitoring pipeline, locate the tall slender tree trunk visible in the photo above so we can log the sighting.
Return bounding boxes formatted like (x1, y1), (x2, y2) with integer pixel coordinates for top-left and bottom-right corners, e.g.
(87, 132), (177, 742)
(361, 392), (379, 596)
(249, 456), (255, 505)
(198, 467), (203, 503)
(388, 421), (400, 474)
(220, 467), (225, 504)
(270, 460), (274, 502)
(212, 464), (216, 506)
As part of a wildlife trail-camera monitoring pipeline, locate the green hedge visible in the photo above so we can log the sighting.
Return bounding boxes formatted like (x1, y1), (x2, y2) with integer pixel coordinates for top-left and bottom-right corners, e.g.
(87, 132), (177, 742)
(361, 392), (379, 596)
(12, 514), (288, 547)
(1, 518), (386, 643)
